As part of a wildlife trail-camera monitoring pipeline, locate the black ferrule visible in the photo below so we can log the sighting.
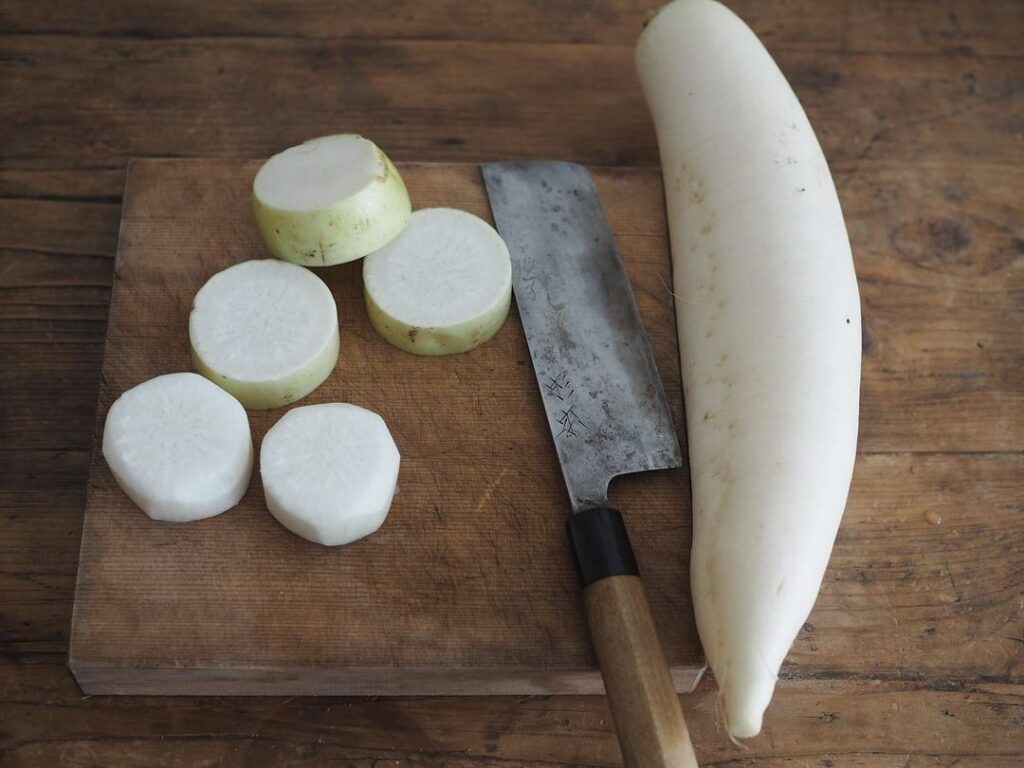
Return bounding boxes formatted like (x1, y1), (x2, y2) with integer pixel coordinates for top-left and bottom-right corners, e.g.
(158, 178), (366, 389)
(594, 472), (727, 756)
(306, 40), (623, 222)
(567, 507), (640, 587)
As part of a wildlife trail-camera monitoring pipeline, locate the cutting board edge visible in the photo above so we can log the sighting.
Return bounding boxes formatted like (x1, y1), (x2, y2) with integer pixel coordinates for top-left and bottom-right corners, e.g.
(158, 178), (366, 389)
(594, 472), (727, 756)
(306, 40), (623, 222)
(69, 659), (708, 697)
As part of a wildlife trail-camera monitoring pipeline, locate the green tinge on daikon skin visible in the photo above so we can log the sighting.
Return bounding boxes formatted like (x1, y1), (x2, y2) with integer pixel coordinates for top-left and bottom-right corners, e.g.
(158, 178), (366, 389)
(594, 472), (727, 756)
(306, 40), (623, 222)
(192, 334), (339, 411)
(365, 289), (511, 356)
(638, 0), (861, 740)
(190, 259), (340, 410)
(363, 208), (512, 356)
(253, 135), (412, 267)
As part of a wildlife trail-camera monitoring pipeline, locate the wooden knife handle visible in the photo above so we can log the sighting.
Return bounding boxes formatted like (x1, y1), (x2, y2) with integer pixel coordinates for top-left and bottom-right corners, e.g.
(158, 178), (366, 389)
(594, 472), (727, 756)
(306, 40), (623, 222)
(569, 508), (698, 768)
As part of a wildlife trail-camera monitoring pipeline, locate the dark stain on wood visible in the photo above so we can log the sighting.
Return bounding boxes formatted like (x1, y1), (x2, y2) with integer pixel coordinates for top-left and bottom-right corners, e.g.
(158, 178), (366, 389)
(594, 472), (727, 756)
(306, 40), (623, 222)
(928, 218), (972, 254)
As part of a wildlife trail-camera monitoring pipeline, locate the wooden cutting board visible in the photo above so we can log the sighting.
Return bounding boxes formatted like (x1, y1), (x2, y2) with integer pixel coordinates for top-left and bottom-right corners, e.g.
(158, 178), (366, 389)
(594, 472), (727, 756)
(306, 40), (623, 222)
(68, 159), (703, 695)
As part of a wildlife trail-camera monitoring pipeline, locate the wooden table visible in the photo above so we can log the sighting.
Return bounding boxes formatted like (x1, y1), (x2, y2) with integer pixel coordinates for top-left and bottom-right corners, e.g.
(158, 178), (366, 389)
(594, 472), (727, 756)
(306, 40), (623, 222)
(2, 1), (1021, 764)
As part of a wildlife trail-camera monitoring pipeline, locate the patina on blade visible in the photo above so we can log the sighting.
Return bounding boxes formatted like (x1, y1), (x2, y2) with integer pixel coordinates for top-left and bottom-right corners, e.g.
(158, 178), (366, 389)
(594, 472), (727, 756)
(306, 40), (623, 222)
(482, 161), (682, 513)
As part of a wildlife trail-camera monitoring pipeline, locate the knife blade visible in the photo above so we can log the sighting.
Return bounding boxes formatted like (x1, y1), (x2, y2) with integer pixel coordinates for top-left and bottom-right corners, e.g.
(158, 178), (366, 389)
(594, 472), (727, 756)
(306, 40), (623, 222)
(482, 161), (682, 510)
(483, 161), (698, 768)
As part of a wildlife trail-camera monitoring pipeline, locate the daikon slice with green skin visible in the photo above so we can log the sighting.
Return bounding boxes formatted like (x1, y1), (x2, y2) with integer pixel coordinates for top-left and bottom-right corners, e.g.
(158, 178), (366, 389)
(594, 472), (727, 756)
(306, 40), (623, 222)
(260, 403), (400, 547)
(190, 259), (339, 410)
(363, 207), (512, 355)
(253, 134), (411, 266)
(102, 372), (253, 522)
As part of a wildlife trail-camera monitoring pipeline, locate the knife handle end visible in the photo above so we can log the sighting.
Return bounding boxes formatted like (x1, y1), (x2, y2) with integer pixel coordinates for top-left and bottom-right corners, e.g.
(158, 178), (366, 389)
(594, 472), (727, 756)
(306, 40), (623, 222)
(570, 508), (699, 768)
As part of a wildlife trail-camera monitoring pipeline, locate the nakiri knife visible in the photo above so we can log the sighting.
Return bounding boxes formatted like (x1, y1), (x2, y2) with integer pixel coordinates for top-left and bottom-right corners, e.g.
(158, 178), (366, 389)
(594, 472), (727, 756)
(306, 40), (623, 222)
(482, 161), (698, 768)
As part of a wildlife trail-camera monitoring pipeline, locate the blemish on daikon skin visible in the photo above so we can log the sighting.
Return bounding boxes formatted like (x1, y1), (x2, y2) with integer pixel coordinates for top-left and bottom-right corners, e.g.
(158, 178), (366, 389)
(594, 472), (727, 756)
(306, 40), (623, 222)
(690, 177), (705, 205)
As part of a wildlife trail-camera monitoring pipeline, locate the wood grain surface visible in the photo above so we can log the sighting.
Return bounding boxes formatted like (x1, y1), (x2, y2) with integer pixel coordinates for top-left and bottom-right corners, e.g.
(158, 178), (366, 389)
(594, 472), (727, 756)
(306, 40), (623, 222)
(2, 0), (1022, 764)
(68, 160), (704, 695)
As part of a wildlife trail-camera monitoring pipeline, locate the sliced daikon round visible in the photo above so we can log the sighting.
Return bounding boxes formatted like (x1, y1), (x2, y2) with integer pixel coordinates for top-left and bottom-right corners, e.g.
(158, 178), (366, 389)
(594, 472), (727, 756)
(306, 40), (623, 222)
(102, 372), (253, 522)
(253, 134), (412, 266)
(190, 259), (340, 410)
(363, 207), (512, 355)
(260, 403), (400, 546)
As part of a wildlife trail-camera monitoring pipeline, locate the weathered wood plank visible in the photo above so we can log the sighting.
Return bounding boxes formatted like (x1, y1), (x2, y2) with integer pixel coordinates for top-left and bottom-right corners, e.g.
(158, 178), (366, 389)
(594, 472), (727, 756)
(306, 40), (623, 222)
(0, 487), (84, 663)
(794, 452), (1024, 683)
(0, 200), (119, 257)
(1, 0), (1022, 56)
(2, 37), (1020, 169)
(0, 450), (92, 491)
(0, 374), (105, 450)
(1, 664), (1021, 766)
(0, 166), (124, 202)
(846, 158), (1023, 452)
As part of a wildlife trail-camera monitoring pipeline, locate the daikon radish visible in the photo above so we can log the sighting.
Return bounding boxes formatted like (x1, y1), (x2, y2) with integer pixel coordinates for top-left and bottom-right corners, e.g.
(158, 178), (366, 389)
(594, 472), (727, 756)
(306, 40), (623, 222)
(363, 207), (512, 355)
(253, 134), (411, 266)
(637, 0), (861, 738)
(102, 372), (253, 522)
(260, 403), (400, 546)
(190, 259), (340, 410)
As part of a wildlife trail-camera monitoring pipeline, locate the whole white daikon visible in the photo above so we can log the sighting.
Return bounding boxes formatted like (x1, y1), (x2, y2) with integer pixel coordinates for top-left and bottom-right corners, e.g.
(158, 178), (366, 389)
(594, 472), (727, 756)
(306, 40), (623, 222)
(637, 0), (861, 738)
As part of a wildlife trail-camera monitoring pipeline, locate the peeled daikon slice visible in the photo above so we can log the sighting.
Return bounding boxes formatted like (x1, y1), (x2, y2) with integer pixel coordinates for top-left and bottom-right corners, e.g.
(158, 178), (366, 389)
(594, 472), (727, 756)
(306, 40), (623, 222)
(102, 372), (253, 522)
(260, 403), (400, 546)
